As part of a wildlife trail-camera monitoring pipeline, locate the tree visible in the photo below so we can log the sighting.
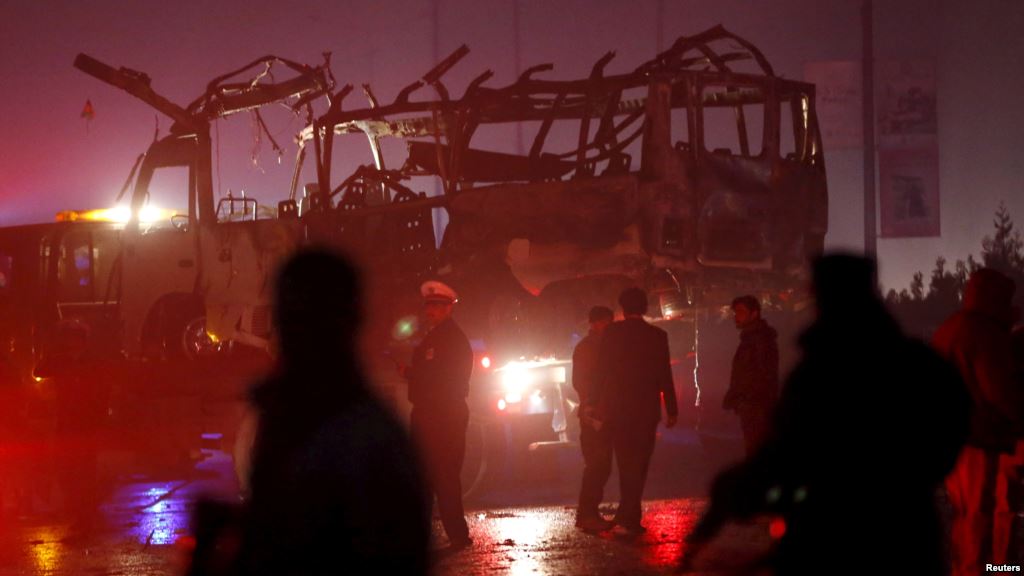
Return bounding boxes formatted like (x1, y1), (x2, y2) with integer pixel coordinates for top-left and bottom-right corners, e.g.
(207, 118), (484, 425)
(927, 256), (966, 311)
(982, 204), (1024, 270)
(910, 272), (924, 300)
(887, 205), (1024, 337)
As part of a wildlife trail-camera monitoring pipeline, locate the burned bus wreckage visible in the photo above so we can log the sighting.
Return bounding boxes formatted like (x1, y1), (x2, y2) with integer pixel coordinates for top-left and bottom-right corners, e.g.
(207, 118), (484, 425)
(296, 27), (827, 454)
(0, 26), (826, 475)
(299, 25), (827, 366)
(304, 26), (826, 444)
(71, 25), (825, 363)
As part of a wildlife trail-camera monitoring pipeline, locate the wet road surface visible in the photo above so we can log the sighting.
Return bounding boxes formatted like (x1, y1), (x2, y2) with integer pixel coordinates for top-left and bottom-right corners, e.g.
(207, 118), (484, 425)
(1, 427), (760, 575)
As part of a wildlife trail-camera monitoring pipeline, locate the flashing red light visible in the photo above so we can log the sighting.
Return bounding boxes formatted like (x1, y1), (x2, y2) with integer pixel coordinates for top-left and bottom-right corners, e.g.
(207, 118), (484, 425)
(481, 356), (492, 369)
(769, 517), (787, 540)
(176, 535), (197, 551)
(497, 398), (507, 411)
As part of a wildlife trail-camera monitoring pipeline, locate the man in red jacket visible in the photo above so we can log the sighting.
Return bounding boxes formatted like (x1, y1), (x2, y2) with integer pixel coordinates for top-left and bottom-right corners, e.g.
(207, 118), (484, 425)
(934, 268), (1024, 575)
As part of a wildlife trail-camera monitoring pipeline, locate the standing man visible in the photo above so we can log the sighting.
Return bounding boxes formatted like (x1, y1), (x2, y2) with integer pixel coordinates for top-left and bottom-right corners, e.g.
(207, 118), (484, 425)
(405, 280), (474, 549)
(592, 287), (678, 534)
(722, 295), (779, 457)
(572, 305), (615, 532)
(933, 268), (1024, 575)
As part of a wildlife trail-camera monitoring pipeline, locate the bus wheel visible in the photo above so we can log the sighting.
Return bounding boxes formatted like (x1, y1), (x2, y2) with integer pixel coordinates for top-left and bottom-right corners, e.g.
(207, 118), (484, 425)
(181, 315), (221, 360)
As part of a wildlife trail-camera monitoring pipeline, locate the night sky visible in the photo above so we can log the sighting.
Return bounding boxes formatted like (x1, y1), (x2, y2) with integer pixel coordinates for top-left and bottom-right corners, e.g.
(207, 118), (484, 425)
(2, 0), (1023, 291)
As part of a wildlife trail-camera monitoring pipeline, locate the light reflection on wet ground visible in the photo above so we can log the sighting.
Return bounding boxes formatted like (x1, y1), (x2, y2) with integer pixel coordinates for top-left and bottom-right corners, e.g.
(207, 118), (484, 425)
(1, 429), (740, 574)
(436, 499), (722, 575)
(6, 494), (754, 575)
(0, 449), (236, 575)
(107, 479), (194, 541)
(25, 524), (67, 573)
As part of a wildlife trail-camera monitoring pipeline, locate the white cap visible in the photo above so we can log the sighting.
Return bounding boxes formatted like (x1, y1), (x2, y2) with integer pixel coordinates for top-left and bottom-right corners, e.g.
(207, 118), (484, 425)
(421, 280), (457, 304)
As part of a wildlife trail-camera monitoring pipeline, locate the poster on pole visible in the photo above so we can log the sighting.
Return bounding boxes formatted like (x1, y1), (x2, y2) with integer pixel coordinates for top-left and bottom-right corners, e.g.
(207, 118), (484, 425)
(878, 61), (937, 149)
(803, 61), (862, 150)
(879, 147), (940, 237)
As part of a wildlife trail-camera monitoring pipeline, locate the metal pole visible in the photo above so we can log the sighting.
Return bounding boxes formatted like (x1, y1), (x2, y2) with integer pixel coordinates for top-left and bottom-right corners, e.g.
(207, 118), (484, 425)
(432, 0), (440, 66)
(656, 0), (665, 53)
(862, 0), (877, 257)
(513, 0), (524, 155)
(431, 0), (445, 246)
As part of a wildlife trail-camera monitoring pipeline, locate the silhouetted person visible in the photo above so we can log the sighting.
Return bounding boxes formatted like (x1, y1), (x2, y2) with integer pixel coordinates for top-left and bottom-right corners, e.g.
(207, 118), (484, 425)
(722, 295), (779, 457)
(682, 254), (969, 575)
(573, 305), (615, 532)
(592, 287), (678, 534)
(934, 268), (1024, 575)
(1008, 325), (1024, 565)
(233, 249), (430, 575)
(403, 280), (474, 549)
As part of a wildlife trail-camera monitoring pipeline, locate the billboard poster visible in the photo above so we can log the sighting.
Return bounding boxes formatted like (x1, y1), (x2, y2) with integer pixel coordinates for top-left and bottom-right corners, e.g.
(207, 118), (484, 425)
(879, 147), (941, 238)
(804, 61), (862, 150)
(878, 61), (937, 149)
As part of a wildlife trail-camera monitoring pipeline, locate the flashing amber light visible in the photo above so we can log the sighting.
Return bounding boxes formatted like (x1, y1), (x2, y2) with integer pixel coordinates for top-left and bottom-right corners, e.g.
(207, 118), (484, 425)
(481, 356), (492, 369)
(56, 205), (176, 224)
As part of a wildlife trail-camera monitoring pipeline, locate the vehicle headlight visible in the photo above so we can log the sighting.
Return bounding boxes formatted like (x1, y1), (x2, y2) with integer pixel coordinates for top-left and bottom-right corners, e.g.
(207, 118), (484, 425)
(552, 366), (566, 384)
(501, 362), (533, 403)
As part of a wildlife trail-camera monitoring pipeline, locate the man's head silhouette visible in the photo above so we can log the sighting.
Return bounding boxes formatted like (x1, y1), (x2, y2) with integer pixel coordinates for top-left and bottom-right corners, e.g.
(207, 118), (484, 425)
(618, 287), (648, 317)
(811, 253), (881, 319)
(274, 248), (361, 366)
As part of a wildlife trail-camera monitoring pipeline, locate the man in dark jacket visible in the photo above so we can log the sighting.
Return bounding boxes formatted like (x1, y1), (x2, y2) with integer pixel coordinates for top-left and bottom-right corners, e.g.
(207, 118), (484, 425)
(722, 295), (779, 456)
(405, 280), (474, 549)
(592, 287), (678, 534)
(934, 268), (1024, 574)
(234, 249), (430, 575)
(572, 305), (615, 532)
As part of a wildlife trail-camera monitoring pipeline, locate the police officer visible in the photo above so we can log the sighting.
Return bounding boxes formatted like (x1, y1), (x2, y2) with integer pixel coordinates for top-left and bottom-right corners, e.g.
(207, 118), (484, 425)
(405, 280), (474, 549)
